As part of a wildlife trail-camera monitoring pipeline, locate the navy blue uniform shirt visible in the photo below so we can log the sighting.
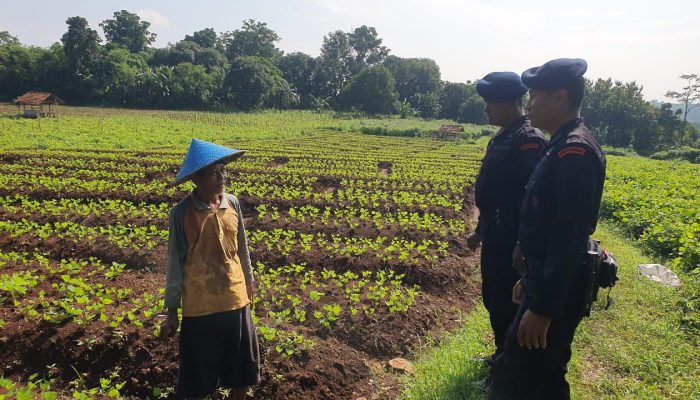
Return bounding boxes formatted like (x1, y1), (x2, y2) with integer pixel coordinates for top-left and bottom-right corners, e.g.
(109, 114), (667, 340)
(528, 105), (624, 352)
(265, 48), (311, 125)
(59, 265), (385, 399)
(474, 116), (546, 234)
(519, 118), (606, 318)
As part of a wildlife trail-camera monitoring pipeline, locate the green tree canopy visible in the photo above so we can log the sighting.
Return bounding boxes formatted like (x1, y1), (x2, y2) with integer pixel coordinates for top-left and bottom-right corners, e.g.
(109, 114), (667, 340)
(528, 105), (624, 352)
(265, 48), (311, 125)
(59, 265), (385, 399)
(666, 74), (700, 146)
(184, 28), (217, 48)
(384, 56), (441, 106)
(100, 10), (156, 53)
(338, 65), (398, 114)
(583, 78), (661, 153)
(61, 16), (101, 75)
(440, 82), (471, 120)
(0, 31), (20, 47)
(223, 20), (282, 63)
(223, 56), (296, 110)
(278, 52), (316, 106)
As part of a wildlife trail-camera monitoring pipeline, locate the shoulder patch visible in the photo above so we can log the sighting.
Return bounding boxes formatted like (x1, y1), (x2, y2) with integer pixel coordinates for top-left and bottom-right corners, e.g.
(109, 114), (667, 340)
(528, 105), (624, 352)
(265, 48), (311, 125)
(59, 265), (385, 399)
(558, 146), (586, 158)
(520, 143), (541, 151)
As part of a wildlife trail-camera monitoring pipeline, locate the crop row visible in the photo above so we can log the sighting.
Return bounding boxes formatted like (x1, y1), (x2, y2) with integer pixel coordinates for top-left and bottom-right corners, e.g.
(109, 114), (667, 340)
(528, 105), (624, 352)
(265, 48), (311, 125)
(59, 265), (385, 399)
(601, 156), (700, 272)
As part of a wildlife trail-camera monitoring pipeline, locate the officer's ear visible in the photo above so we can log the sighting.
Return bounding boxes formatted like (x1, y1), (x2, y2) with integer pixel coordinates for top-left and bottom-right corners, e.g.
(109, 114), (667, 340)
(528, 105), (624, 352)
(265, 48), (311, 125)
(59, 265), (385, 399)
(552, 89), (568, 111)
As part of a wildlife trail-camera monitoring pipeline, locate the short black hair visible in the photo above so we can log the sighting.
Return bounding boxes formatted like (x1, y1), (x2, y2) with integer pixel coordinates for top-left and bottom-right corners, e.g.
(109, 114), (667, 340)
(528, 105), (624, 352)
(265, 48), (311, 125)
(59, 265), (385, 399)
(563, 76), (585, 109)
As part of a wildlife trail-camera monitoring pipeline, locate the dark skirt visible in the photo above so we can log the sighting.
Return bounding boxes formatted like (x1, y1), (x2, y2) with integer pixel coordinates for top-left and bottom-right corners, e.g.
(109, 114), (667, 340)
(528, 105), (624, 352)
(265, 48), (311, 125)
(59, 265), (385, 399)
(176, 305), (260, 399)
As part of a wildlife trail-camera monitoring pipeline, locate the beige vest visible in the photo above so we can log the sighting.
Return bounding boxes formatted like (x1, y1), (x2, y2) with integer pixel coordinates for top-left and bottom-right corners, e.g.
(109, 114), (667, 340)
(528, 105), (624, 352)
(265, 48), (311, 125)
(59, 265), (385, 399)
(181, 201), (249, 317)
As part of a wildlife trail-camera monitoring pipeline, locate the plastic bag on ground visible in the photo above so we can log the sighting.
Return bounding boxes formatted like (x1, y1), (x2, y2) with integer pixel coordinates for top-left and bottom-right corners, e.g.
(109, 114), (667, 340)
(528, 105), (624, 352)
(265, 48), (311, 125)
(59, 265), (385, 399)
(637, 264), (681, 287)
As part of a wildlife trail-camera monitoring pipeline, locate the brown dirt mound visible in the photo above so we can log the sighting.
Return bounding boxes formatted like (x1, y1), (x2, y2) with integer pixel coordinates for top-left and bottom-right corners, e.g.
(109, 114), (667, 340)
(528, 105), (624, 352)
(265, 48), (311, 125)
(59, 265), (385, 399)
(378, 162), (393, 176)
(268, 157), (290, 168)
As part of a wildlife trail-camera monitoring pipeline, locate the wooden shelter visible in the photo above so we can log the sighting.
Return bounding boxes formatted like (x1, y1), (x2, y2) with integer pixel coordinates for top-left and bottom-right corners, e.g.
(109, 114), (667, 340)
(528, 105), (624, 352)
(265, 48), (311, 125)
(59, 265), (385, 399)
(431, 124), (464, 141)
(14, 92), (64, 118)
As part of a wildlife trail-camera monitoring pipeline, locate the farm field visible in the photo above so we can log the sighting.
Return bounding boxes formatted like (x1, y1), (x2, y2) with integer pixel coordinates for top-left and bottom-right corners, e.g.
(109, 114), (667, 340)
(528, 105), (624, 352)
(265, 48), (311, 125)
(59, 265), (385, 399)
(0, 107), (486, 399)
(0, 107), (699, 399)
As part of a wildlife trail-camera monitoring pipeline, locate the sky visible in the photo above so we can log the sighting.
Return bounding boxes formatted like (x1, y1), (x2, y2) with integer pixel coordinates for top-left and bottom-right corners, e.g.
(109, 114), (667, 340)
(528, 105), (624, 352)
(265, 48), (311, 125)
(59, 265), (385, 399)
(1, 0), (698, 100)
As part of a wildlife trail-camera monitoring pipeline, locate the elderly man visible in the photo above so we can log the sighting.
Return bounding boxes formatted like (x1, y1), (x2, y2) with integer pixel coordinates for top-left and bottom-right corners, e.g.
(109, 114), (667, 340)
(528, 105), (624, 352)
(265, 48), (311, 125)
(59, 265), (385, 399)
(490, 59), (606, 399)
(469, 71), (546, 361)
(161, 139), (259, 400)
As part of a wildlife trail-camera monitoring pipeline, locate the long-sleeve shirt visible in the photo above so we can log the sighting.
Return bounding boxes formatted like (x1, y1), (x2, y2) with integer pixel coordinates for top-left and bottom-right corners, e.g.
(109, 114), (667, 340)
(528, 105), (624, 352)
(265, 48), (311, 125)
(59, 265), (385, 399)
(164, 192), (254, 317)
(474, 115), (546, 238)
(519, 118), (606, 319)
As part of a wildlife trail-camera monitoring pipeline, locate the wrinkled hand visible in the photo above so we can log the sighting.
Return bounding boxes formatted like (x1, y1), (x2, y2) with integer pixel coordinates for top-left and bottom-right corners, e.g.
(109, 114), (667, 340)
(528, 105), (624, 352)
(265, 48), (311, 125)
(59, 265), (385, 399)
(512, 243), (525, 274)
(160, 310), (179, 340)
(246, 282), (254, 303)
(517, 310), (551, 350)
(512, 279), (523, 305)
(467, 232), (482, 252)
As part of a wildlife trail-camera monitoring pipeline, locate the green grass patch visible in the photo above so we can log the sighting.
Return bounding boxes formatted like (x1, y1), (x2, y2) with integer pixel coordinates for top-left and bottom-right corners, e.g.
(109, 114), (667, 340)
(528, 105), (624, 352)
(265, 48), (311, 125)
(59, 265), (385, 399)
(330, 116), (492, 140)
(400, 305), (493, 400)
(401, 222), (700, 400)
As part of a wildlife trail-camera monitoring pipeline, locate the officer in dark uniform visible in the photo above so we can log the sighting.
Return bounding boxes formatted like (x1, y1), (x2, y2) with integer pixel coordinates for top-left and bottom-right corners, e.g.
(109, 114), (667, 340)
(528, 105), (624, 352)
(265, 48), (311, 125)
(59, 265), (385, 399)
(468, 72), (546, 361)
(490, 59), (606, 399)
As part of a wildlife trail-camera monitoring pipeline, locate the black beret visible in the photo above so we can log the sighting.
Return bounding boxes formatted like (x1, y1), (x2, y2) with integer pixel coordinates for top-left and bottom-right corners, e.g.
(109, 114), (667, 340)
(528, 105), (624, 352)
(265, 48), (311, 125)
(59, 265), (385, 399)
(521, 58), (587, 90)
(476, 71), (528, 102)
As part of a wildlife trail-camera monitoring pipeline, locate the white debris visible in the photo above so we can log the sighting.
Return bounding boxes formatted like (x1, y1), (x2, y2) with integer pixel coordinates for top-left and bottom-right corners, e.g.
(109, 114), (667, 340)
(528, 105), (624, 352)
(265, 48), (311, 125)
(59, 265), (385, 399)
(637, 264), (681, 288)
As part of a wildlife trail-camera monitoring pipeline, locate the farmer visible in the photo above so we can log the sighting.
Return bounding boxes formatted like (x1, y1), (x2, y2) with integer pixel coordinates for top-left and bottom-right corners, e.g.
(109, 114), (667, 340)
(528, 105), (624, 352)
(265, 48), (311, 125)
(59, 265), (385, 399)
(160, 139), (259, 400)
(489, 59), (606, 399)
(468, 71), (546, 362)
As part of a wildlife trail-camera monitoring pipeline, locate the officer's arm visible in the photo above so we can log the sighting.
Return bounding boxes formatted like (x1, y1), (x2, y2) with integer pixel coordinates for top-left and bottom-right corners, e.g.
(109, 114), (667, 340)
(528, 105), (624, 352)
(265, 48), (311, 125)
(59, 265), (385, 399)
(474, 215), (483, 236)
(515, 137), (546, 193)
(512, 136), (546, 213)
(529, 146), (597, 319)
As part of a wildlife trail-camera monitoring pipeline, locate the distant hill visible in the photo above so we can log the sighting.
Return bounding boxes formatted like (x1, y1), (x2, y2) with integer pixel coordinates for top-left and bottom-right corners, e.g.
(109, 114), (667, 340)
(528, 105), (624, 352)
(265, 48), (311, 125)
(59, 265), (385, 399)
(650, 100), (700, 127)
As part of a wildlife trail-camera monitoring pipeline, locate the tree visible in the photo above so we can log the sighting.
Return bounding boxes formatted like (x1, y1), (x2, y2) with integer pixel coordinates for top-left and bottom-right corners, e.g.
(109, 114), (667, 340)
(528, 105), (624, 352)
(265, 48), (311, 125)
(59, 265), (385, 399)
(666, 74), (700, 146)
(338, 65), (398, 114)
(171, 62), (223, 108)
(148, 47), (172, 66)
(223, 20), (282, 62)
(312, 26), (390, 103)
(100, 10), (156, 53)
(184, 28), (217, 48)
(458, 95), (487, 124)
(278, 52), (315, 106)
(347, 25), (389, 74)
(583, 78), (660, 150)
(61, 17), (101, 75)
(223, 56), (296, 110)
(412, 92), (441, 119)
(384, 56), (441, 106)
(195, 47), (226, 71)
(440, 81), (471, 120)
(312, 31), (353, 100)
(169, 40), (201, 65)
(0, 31), (20, 47)
(0, 44), (40, 100)
(656, 103), (683, 147)
(96, 47), (149, 104)
(35, 43), (75, 100)
(630, 103), (661, 155)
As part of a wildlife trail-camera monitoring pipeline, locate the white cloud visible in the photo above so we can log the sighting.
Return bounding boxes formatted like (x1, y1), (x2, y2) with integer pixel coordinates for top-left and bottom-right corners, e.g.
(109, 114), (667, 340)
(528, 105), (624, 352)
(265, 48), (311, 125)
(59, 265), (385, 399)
(137, 9), (170, 29)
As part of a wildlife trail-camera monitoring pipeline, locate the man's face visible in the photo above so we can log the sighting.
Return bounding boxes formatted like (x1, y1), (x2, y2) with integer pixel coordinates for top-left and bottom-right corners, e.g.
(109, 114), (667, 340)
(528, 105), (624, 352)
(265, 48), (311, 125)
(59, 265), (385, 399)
(484, 101), (511, 126)
(193, 162), (227, 194)
(526, 89), (558, 130)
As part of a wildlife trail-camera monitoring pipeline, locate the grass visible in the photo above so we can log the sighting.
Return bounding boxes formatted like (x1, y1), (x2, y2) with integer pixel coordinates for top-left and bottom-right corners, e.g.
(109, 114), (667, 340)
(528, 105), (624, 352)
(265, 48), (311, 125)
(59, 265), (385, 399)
(0, 103), (496, 149)
(401, 222), (700, 400)
(399, 305), (493, 400)
(330, 115), (493, 139)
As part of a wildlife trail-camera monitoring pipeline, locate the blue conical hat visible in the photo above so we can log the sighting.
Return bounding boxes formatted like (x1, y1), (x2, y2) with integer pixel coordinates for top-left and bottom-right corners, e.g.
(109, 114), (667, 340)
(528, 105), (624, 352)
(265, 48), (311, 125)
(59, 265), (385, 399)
(174, 139), (245, 185)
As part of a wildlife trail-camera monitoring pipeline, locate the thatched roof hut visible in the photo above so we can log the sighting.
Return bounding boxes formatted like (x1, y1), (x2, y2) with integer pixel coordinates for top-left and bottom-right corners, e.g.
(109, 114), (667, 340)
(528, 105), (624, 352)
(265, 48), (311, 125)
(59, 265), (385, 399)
(432, 124), (464, 141)
(14, 92), (64, 118)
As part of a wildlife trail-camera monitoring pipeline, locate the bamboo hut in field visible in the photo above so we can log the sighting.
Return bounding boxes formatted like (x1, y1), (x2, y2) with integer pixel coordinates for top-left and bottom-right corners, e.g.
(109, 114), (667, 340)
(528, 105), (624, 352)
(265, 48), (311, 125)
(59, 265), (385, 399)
(432, 124), (464, 141)
(14, 92), (64, 118)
